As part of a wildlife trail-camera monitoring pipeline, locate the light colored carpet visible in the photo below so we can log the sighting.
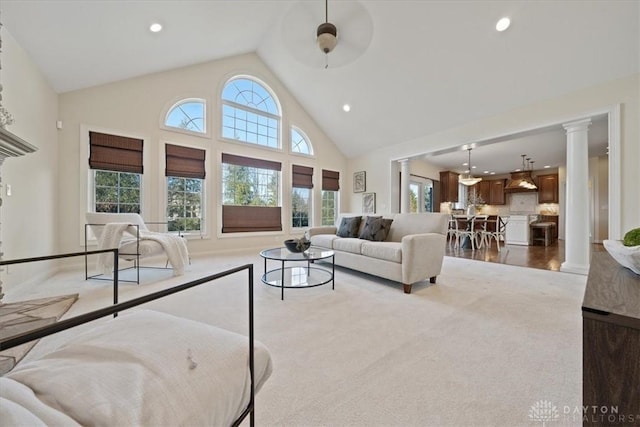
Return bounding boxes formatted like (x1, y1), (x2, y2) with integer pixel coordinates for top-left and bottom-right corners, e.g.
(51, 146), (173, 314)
(3, 252), (586, 426)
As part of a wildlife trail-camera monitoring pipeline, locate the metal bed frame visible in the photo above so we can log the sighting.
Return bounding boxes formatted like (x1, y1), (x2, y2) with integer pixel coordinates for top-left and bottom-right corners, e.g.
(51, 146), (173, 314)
(0, 251), (258, 427)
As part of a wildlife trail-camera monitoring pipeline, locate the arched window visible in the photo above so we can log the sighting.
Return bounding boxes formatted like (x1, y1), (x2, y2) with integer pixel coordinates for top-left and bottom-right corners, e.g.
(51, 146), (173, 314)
(221, 77), (281, 148)
(291, 127), (313, 155)
(164, 99), (206, 134)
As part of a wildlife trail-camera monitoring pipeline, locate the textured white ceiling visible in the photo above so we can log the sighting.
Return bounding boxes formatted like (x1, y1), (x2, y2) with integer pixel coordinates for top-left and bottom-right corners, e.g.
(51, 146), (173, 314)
(2, 0), (638, 169)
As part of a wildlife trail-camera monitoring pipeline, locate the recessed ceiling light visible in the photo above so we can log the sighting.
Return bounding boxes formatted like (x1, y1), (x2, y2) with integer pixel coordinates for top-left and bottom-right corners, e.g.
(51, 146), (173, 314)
(484, 171), (489, 174)
(150, 23), (163, 33)
(496, 17), (511, 32)
(515, 168), (521, 172)
(544, 165), (551, 168)
(462, 162), (468, 166)
(471, 166), (477, 169)
(342, 104), (351, 112)
(490, 172), (496, 175)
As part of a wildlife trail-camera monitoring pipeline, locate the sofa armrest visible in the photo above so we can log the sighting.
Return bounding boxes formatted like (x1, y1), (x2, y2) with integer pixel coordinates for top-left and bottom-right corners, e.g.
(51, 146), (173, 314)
(401, 233), (446, 284)
(306, 226), (337, 238)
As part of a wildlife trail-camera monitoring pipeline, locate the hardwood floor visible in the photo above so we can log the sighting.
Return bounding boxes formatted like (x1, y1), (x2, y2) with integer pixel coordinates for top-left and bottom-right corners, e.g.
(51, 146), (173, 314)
(445, 238), (605, 272)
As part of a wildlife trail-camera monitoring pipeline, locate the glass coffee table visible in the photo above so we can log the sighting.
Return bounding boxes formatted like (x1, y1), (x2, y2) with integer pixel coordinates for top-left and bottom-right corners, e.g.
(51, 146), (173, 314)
(260, 247), (335, 300)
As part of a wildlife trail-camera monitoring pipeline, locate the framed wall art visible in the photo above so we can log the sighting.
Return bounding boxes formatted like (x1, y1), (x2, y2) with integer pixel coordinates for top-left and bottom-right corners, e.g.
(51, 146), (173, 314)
(353, 171), (366, 193)
(362, 192), (376, 214)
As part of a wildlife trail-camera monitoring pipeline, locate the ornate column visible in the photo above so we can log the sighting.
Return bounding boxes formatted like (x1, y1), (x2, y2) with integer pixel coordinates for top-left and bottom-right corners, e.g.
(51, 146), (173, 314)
(561, 118), (591, 275)
(399, 159), (411, 213)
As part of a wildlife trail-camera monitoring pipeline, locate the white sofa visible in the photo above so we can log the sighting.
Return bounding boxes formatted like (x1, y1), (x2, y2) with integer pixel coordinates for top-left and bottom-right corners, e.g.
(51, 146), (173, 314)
(307, 213), (449, 293)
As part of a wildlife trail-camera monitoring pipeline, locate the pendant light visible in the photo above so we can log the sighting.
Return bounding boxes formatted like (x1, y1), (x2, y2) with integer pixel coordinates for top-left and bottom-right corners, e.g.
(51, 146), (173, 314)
(459, 148), (482, 186)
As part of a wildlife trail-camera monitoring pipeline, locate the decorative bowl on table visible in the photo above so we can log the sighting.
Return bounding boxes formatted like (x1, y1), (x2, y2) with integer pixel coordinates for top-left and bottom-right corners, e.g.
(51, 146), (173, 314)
(284, 238), (311, 253)
(603, 240), (640, 275)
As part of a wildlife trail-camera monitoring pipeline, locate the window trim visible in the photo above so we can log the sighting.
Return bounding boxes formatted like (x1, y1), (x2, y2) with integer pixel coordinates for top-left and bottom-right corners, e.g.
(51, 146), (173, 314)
(217, 150), (284, 237)
(290, 126), (314, 157)
(160, 141), (209, 239)
(159, 96), (211, 139)
(219, 75), (282, 150)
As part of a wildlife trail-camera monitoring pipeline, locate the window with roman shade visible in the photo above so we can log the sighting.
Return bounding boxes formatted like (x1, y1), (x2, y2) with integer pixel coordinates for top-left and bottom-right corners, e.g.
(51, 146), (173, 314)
(292, 165), (313, 228)
(321, 169), (340, 226)
(221, 153), (282, 233)
(89, 131), (143, 214)
(165, 144), (206, 234)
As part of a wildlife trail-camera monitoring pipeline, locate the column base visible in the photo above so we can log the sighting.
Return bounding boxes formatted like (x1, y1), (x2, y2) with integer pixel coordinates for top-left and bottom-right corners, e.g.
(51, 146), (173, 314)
(560, 261), (590, 275)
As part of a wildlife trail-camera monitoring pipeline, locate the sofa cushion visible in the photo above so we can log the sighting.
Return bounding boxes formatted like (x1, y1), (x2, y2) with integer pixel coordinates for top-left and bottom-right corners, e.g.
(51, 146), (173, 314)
(332, 237), (365, 254)
(359, 216), (393, 241)
(336, 216), (362, 237)
(361, 241), (402, 263)
(310, 234), (338, 249)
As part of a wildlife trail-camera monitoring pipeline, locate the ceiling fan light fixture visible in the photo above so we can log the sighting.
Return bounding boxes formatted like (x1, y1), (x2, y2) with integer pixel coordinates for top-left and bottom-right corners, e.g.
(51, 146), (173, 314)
(317, 22), (337, 54)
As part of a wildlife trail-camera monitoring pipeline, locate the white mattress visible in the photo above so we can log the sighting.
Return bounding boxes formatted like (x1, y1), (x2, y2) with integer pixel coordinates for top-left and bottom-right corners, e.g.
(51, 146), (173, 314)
(2, 310), (272, 426)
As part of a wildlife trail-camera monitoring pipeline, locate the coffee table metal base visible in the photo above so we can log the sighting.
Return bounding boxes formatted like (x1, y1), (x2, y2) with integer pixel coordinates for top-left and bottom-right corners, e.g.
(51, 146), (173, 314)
(260, 248), (334, 300)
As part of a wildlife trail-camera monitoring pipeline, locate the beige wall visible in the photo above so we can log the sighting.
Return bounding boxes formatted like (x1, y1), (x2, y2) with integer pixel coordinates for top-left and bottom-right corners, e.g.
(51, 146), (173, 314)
(1, 30), (59, 289)
(349, 73), (639, 238)
(58, 53), (346, 255)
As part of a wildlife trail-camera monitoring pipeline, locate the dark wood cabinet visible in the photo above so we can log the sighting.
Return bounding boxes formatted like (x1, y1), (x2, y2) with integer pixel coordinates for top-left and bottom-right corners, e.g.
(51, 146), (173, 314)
(472, 180), (491, 204)
(470, 179), (505, 205)
(582, 252), (640, 425)
(489, 179), (506, 205)
(537, 174), (558, 203)
(439, 171), (459, 203)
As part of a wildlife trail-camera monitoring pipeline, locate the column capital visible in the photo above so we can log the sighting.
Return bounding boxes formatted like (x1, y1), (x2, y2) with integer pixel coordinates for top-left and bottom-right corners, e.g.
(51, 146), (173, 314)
(563, 118), (591, 134)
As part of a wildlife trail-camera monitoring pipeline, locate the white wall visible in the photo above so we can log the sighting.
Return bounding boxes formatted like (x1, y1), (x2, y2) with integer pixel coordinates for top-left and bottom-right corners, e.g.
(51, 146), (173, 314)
(57, 53), (346, 255)
(1, 30), (59, 290)
(349, 74), (639, 238)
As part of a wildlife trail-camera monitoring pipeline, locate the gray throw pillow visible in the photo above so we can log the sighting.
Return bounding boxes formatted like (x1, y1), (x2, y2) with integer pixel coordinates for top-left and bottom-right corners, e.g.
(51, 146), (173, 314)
(359, 217), (393, 241)
(337, 216), (362, 237)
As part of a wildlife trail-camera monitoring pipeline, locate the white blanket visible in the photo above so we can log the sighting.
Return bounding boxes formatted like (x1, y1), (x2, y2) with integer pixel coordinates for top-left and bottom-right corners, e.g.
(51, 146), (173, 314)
(97, 222), (189, 276)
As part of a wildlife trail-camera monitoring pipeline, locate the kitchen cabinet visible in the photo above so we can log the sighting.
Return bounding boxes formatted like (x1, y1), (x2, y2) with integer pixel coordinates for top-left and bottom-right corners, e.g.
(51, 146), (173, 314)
(471, 179), (505, 205)
(582, 252), (640, 424)
(471, 180), (491, 204)
(537, 174), (558, 203)
(489, 179), (506, 205)
(439, 171), (459, 203)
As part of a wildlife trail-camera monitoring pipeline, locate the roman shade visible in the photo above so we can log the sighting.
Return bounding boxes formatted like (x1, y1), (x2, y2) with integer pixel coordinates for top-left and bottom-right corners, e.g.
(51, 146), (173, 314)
(292, 165), (313, 189)
(89, 131), (143, 174)
(222, 206), (282, 233)
(221, 153), (281, 171)
(322, 169), (340, 191)
(165, 144), (206, 179)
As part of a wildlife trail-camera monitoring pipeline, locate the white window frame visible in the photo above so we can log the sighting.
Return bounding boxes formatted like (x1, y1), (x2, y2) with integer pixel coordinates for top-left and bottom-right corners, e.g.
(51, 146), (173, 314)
(291, 187), (312, 229)
(290, 126), (314, 156)
(159, 96), (211, 139)
(321, 190), (339, 226)
(220, 76), (282, 150)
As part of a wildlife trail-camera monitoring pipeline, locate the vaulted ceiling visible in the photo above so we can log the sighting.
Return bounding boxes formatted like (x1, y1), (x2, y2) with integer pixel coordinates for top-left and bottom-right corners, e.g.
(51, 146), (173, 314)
(3, 1), (638, 171)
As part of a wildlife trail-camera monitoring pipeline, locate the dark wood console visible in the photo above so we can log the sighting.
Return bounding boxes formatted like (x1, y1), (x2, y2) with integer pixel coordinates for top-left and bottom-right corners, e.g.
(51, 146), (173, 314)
(582, 252), (640, 426)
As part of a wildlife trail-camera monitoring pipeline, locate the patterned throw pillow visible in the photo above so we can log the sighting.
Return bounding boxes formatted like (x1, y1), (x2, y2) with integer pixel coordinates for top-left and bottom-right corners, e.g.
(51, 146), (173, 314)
(336, 216), (362, 237)
(359, 216), (393, 241)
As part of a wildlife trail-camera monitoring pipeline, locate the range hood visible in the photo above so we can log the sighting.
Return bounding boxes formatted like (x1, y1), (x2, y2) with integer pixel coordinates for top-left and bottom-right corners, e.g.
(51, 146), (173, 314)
(504, 171), (538, 193)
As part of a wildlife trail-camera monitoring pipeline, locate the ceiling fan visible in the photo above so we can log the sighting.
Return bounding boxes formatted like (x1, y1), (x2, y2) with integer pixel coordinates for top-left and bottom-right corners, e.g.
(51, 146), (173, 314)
(281, 0), (373, 69)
